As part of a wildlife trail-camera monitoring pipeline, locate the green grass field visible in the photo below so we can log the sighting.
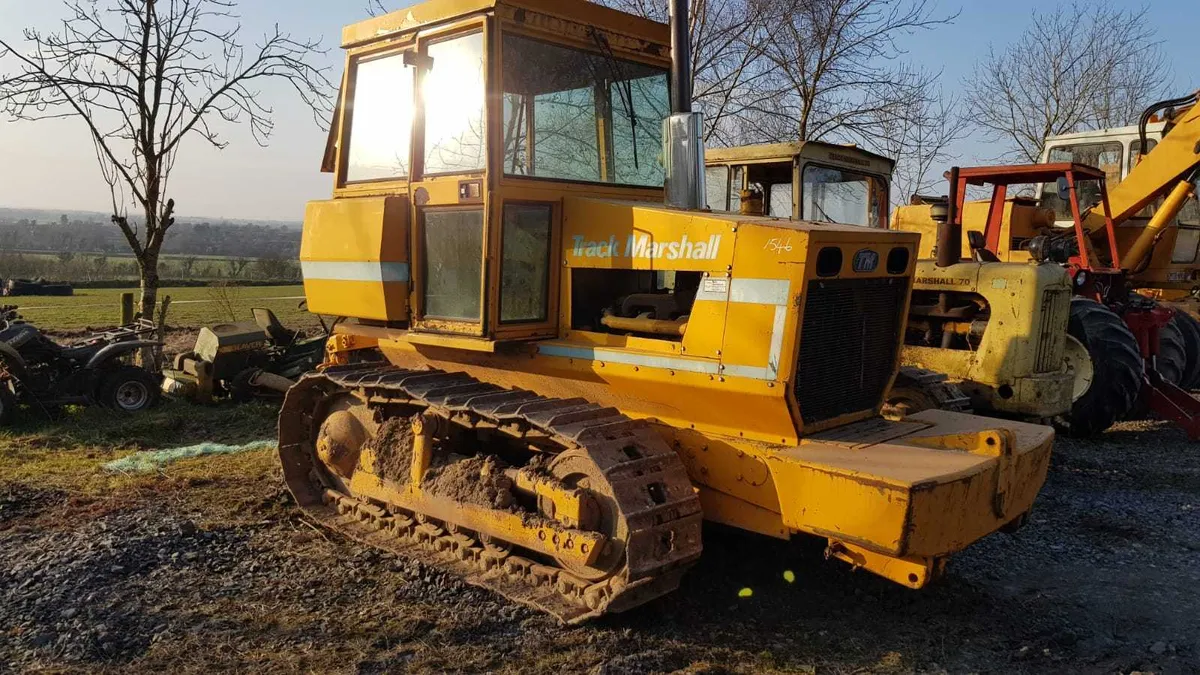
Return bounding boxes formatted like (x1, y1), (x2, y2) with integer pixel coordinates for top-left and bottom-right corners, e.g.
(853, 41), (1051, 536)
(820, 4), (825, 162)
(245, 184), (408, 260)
(11, 285), (321, 332)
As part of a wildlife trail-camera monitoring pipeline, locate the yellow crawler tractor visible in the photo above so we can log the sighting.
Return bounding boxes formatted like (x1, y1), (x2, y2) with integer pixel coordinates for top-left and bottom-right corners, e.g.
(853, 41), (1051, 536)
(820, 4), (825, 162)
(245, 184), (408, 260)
(280, 0), (1054, 622)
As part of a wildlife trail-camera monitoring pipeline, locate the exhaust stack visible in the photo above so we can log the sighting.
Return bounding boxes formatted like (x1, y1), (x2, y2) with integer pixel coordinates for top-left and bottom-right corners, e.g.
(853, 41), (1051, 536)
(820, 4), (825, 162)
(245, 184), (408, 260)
(935, 167), (962, 268)
(663, 0), (706, 210)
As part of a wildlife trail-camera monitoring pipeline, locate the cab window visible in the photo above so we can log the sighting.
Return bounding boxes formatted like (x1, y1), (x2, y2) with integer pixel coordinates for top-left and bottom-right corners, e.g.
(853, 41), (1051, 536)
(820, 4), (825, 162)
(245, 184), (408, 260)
(423, 32), (486, 175)
(422, 209), (484, 321)
(769, 183), (793, 218)
(1040, 142), (1122, 220)
(500, 204), (553, 323)
(802, 164), (885, 227)
(501, 33), (669, 187)
(344, 52), (415, 183)
(705, 166), (729, 211)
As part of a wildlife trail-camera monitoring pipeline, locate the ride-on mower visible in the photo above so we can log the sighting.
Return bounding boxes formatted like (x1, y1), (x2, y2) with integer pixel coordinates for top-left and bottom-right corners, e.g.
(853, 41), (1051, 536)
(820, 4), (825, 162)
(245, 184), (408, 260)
(161, 307), (327, 403)
(0, 306), (162, 425)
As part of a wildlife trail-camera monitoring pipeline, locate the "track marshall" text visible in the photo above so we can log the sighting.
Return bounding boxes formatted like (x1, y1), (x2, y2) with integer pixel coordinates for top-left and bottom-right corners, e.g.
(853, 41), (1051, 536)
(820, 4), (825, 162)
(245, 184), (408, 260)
(570, 234), (722, 260)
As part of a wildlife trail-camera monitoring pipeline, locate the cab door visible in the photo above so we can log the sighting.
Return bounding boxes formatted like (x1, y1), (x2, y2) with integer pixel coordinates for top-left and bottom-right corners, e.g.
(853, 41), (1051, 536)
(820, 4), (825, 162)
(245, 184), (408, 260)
(408, 21), (491, 336)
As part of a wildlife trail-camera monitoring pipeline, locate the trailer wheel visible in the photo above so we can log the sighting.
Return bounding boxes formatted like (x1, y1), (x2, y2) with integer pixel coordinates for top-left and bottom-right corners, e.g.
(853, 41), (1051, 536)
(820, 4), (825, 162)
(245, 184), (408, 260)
(98, 366), (161, 413)
(0, 382), (16, 426)
(1054, 298), (1143, 437)
(1169, 310), (1200, 390)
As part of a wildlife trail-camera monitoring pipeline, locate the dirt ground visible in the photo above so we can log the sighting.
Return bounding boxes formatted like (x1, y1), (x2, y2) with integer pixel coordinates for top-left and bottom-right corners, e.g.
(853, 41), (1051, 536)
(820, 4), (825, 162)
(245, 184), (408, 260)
(1, 406), (1198, 674)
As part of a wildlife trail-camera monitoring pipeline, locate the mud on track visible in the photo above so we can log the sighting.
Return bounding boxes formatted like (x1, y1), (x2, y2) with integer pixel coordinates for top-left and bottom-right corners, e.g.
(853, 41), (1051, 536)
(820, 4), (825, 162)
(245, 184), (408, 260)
(1, 419), (1198, 673)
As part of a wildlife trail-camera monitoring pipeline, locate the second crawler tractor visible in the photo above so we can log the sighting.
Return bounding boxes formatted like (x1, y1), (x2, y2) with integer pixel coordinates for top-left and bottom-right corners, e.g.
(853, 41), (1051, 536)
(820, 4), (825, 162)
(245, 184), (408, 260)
(280, 0), (1055, 622)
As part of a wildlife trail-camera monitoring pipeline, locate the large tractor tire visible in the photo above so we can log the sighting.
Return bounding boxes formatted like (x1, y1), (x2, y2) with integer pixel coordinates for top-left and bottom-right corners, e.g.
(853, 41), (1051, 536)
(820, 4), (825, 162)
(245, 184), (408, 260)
(1156, 319), (1189, 386)
(1055, 298), (1143, 438)
(1169, 310), (1200, 390)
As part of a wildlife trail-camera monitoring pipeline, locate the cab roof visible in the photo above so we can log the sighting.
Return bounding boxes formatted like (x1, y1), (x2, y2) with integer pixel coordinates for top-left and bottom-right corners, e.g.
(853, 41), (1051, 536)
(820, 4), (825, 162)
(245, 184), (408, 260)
(705, 140), (896, 170)
(342, 0), (669, 49)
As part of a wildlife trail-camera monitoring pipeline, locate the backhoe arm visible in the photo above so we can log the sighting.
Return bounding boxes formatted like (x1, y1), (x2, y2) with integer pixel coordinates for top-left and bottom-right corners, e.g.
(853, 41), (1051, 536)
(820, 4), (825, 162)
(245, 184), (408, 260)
(1084, 96), (1200, 236)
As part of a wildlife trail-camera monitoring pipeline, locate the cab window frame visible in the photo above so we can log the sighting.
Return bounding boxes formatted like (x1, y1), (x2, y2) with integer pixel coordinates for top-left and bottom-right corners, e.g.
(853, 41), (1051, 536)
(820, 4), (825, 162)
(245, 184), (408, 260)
(337, 43), (419, 188)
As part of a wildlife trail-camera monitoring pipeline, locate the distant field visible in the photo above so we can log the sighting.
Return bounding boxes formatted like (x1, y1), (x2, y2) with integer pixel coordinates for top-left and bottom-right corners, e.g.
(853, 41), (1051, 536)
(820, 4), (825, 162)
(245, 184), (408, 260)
(10, 285), (322, 332)
(10, 251), (246, 262)
(1, 250), (295, 282)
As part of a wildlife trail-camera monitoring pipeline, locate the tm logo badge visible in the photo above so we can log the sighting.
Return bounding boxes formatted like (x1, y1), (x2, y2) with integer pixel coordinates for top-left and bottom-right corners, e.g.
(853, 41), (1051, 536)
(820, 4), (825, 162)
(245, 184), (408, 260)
(852, 249), (879, 273)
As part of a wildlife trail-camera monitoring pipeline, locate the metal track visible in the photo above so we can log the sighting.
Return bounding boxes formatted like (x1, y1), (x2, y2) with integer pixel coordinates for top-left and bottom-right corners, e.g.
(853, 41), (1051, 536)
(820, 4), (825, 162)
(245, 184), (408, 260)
(278, 363), (704, 623)
(891, 366), (973, 413)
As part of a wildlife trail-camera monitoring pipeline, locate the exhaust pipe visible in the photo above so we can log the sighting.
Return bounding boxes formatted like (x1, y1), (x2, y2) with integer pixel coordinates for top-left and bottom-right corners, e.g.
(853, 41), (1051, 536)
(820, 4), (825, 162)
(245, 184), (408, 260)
(663, 0), (706, 210)
(669, 0), (691, 115)
(935, 167), (962, 268)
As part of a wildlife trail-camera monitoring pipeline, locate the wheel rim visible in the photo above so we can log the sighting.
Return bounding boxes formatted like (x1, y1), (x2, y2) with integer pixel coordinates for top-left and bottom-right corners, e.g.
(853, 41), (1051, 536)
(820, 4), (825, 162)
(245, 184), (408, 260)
(115, 381), (150, 411)
(1063, 334), (1094, 402)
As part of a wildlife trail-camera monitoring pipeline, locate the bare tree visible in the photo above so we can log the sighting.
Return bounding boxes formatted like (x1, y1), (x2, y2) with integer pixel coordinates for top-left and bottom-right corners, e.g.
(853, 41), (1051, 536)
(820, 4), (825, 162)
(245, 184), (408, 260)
(728, 0), (960, 204)
(748, 0), (955, 141)
(0, 0), (333, 318)
(870, 88), (966, 205)
(963, 1), (1171, 163)
(595, 0), (775, 144)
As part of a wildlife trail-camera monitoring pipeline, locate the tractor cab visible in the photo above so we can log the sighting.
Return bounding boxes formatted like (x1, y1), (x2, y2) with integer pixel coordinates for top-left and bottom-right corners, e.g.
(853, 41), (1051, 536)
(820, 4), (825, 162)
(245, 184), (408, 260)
(303, 1), (675, 344)
(703, 141), (893, 226)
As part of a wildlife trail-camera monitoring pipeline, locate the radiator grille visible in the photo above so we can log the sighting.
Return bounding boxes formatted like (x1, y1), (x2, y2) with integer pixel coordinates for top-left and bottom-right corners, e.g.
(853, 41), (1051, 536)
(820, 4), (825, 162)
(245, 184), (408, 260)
(796, 277), (908, 424)
(1034, 289), (1070, 373)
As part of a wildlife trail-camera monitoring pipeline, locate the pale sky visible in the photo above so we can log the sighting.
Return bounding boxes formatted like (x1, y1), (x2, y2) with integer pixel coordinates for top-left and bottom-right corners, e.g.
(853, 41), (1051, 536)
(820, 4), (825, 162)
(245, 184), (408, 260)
(0, 0), (1196, 223)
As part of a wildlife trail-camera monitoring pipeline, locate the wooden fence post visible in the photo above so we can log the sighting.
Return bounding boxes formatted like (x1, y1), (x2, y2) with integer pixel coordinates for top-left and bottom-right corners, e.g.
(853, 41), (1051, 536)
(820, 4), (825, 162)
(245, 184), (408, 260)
(120, 292), (134, 325)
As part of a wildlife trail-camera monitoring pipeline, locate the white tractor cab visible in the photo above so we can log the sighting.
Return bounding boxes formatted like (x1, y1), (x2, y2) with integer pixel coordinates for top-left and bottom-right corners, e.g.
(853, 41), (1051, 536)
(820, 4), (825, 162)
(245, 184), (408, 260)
(1038, 122), (1200, 280)
(704, 141), (893, 227)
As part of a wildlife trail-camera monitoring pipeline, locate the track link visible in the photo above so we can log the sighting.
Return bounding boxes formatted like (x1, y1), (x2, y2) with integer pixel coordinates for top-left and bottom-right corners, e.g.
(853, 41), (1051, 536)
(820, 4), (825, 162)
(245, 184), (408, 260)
(886, 366), (972, 417)
(278, 363), (704, 623)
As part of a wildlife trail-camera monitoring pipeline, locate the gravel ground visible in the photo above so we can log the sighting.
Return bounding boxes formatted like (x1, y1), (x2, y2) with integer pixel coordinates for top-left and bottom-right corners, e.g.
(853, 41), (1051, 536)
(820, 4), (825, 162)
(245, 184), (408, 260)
(2, 419), (1199, 673)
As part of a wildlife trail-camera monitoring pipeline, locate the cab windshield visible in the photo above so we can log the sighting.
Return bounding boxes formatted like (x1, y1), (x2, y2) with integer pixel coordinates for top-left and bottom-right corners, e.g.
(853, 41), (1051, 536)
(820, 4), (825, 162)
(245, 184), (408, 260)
(501, 33), (669, 187)
(1039, 142), (1122, 221)
(802, 164), (887, 227)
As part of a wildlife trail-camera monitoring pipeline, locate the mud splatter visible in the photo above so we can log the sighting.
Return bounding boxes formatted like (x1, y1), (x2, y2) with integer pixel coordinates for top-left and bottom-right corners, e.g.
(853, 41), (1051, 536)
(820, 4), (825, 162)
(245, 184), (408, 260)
(423, 455), (515, 510)
(368, 416), (416, 483)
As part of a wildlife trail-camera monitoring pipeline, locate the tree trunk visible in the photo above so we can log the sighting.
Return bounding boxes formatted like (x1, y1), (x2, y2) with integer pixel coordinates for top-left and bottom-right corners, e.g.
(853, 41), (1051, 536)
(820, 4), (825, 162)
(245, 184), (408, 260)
(139, 251), (160, 320)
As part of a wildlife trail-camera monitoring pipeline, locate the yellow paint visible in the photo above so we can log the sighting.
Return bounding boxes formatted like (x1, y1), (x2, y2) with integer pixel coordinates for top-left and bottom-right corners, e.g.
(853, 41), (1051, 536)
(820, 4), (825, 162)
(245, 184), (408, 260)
(1122, 178), (1196, 270)
(902, 259), (1075, 417)
(302, 196), (410, 321)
